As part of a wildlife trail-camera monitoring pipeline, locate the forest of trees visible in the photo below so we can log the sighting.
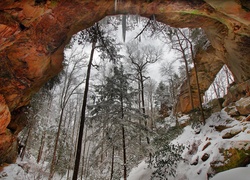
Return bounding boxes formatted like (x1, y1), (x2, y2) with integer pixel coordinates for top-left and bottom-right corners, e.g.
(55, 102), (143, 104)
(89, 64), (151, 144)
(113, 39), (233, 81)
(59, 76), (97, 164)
(17, 15), (234, 180)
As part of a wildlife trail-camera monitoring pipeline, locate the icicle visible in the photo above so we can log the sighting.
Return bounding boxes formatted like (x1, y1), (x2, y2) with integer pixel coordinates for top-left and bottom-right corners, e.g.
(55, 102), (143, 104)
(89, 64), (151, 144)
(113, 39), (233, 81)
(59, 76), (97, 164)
(152, 14), (156, 24)
(122, 14), (126, 42)
(100, 16), (108, 26)
(114, 0), (117, 12)
(136, 14), (139, 25)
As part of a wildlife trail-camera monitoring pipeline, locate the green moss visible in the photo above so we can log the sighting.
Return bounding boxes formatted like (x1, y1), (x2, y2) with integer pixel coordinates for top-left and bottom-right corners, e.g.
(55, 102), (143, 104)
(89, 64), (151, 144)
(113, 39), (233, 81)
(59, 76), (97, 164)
(189, 10), (201, 15)
(211, 147), (250, 173)
(50, 0), (58, 7)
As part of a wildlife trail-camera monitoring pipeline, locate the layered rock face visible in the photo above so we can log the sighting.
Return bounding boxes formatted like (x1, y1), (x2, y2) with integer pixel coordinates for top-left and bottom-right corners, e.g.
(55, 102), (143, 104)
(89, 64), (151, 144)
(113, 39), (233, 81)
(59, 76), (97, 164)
(0, 0), (250, 164)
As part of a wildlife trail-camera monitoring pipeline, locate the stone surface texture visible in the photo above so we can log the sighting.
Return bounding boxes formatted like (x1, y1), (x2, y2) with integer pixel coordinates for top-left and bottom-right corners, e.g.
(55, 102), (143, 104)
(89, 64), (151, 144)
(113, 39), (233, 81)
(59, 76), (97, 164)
(0, 0), (250, 164)
(235, 96), (250, 115)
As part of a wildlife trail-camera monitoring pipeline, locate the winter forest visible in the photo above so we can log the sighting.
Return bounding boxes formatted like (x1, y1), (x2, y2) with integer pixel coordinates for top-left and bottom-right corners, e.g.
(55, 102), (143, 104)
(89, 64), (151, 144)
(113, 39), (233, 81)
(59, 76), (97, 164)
(2, 12), (250, 180)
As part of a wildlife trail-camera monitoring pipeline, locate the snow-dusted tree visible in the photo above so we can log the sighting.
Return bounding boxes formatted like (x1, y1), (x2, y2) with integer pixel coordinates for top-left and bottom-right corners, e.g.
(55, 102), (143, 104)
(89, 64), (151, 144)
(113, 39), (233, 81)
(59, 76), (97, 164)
(155, 81), (170, 118)
(166, 28), (195, 111)
(48, 50), (85, 180)
(177, 28), (208, 124)
(126, 42), (161, 162)
(88, 64), (147, 180)
(126, 42), (161, 124)
(144, 79), (157, 129)
(72, 21), (122, 180)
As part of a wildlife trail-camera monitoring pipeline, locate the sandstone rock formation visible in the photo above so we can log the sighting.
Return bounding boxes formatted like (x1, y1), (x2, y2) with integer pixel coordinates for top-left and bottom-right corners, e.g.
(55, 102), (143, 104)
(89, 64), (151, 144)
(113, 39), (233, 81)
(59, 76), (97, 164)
(0, 0), (250, 164)
(211, 141), (250, 174)
(235, 96), (250, 115)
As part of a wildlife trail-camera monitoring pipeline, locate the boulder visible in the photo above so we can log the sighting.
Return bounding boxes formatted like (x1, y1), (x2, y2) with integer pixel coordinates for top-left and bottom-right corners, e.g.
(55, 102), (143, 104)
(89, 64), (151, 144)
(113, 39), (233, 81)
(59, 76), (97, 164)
(0, 129), (17, 164)
(201, 153), (210, 162)
(0, 95), (11, 134)
(211, 141), (250, 173)
(202, 141), (211, 151)
(223, 80), (250, 107)
(191, 156), (199, 166)
(235, 97), (250, 115)
(224, 106), (240, 116)
(1, 0), (250, 165)
(222, 128), (242, 139)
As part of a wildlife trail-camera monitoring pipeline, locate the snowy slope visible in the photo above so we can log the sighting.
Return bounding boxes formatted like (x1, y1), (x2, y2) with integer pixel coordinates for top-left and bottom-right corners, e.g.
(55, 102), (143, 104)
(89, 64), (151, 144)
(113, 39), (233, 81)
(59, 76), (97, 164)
(1, 110), (250, 180)
(128, 110), (250, 180)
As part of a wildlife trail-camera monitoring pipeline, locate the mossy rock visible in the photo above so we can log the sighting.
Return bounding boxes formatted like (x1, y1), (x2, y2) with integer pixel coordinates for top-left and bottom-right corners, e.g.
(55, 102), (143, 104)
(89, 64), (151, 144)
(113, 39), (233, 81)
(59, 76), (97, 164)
(211, 142), (250, 173)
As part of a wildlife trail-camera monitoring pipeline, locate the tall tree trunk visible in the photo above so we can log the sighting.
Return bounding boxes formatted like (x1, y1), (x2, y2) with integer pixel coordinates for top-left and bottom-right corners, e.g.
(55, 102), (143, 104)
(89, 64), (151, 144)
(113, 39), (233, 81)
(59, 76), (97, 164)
(72, 38), (97, 180)
(120, 77), (127, 180)
(122, 126), (127, 180)
(110, 146), (115, 180)
(178, 29), (205, 124)
(192, 58), (206, 124)
(150, 92), (154, 129)
(48, 108), (65, 180)
(138, 79), (142, 147)
(37, 131), (46, 163)
(81, 127), (88, 179)
(84, 139), (92, 179)
(176, 30), (194, 110)
(20, 126), (32, 160)
(212, 83), (223, 110)
(140, 72), (146, 117)
(139, 72), (151, 161)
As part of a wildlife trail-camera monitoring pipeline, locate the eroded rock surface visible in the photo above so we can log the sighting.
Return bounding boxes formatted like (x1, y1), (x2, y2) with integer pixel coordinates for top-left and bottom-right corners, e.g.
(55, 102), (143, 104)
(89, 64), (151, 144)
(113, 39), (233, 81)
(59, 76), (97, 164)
(1, 0), (250, 164)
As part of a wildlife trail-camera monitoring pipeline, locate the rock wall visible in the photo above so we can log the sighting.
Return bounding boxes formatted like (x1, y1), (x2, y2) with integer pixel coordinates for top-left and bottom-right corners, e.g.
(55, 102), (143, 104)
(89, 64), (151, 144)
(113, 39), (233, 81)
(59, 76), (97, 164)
(0, 0), (250, 164)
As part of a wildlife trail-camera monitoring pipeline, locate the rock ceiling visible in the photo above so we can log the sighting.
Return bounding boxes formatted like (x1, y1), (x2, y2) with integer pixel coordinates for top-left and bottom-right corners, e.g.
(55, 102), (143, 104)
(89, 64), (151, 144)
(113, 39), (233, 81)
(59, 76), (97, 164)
(0, 0), (250, 164)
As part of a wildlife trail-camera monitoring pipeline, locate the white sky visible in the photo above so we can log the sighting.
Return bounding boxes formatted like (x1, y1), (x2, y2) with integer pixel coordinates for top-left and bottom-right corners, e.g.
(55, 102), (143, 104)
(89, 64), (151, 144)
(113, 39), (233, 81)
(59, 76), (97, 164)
(67, 15), (178, 84)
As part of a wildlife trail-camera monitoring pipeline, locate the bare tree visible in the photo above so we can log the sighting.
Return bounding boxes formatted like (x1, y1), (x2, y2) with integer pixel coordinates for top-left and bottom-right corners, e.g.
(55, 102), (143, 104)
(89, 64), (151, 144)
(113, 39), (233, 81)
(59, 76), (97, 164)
(49, 50), (85, 180)
(72, 22), (121, 180)
(177, 28), (206, 124)
(126, 42), (161, 120)
(126, 42), (161, 161)
(144, 79), (157, 129)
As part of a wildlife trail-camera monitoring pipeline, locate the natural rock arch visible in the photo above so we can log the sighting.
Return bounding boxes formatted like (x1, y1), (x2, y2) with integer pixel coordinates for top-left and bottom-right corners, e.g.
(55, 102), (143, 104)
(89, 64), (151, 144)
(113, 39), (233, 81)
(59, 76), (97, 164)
(0, 0), (250, 164)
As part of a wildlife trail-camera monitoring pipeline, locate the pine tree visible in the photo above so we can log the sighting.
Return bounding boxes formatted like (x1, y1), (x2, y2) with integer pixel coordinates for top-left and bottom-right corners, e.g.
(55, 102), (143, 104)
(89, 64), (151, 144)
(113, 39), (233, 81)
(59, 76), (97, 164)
(88, 64), (147, 179)
(155, 81), (170, 118)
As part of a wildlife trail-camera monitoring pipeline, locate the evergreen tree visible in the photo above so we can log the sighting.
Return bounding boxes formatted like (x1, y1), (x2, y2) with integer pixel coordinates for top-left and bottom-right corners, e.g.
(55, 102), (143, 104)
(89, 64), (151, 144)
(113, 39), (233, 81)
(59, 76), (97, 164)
(155, 81), (170, 118)
(88, 64), (147, 179)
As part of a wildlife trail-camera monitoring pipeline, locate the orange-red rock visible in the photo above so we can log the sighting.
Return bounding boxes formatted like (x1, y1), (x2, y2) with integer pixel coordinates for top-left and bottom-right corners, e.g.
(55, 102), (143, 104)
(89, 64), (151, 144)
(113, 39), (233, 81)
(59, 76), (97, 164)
(0, 0), (250, 164)
(0, 95), (11, 135)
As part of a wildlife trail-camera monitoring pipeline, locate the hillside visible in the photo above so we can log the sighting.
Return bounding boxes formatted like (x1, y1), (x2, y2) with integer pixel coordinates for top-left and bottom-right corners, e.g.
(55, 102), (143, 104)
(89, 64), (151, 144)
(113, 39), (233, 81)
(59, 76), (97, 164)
(128, 108), (250, 179)
(1, 106), (250, 179)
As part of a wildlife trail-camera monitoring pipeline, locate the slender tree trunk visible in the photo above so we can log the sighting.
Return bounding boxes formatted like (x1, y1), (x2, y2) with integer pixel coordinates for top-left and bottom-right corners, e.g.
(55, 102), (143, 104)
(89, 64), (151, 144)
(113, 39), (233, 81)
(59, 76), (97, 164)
(212, 83), (223, 110)
(37, 131), (46, 163)
(223, 65), (231, 86)
(176, 30), (194, 110)
(20, 127), (32, 160)
(84, 139), (91, 179)
(178, 29), (205, 124)
(119, 78), (127, 180)
(72, 38), (97, 180)
(150, 92), (154, 129)
(193, 58), (206, 124)
(122, 126), (127, 180)
(81, 127), (88, 179)
(138, 80), (142, 147)
(139, 72), (151, 161)
(110, 146), (115, 180)
(49, 108), (65, 180)
(140, 72), (146, 117)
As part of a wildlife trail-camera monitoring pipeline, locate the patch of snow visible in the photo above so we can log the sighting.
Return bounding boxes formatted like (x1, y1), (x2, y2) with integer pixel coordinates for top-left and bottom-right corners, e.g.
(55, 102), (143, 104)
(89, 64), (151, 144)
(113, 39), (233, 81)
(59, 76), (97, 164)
(210, 167), (250, 180)
(170, 110), (250, 179)
(127, 161), (154, 180)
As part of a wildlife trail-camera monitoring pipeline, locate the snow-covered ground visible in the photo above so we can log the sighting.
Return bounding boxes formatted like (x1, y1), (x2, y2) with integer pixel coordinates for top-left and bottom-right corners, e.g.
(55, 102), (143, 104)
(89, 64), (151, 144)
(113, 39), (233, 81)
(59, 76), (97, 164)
(1, 110), (250, 180)
(128, 109), (250, 180)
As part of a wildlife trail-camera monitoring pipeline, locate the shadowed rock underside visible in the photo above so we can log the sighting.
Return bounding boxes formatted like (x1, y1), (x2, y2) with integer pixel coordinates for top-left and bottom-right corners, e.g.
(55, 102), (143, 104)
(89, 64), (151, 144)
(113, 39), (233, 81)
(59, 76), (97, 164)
(0, 0), (250, 165)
